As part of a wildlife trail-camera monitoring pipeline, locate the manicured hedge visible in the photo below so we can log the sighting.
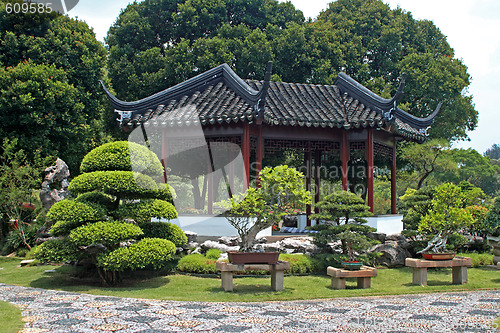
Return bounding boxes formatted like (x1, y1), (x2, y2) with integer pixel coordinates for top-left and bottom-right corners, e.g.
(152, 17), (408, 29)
(205, 248), (221, 260)
(98, 238), (176, 272)
(176, 254), (218, 274)
(75, 192), (116, 211)
(48, 200), (106, 236)
(80, 141), (163, 178)
(33, 238), (81, 263)
(140, 221), (187, 247)
(69, 221), (144, 248)
(68, 171), (172, 202)
(115, 199), (177, 224)
(279, 254), (321, 274)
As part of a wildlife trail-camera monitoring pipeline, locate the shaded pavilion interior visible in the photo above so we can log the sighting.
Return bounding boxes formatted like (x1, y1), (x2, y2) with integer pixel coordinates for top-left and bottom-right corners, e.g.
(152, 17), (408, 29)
(102, 62), (440, 223)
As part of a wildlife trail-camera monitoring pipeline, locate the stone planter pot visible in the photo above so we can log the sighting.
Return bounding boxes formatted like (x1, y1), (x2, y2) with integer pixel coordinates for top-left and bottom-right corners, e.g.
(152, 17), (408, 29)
(487, 236), (500, 265)
(227, 252), (280, 265)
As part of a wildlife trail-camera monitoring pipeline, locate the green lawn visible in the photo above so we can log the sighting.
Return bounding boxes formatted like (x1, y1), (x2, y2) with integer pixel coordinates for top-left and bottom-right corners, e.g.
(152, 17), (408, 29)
(0, 300), (24, 333)
(0, 257), (499, 302)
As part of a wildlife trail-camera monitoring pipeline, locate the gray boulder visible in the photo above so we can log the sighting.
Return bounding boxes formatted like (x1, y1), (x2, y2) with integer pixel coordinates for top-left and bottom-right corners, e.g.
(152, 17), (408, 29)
(200, 240), (239, 253)
(369, 243), (411, 267)
(279, 237), (319, 254)
(386, 233), (410, 249)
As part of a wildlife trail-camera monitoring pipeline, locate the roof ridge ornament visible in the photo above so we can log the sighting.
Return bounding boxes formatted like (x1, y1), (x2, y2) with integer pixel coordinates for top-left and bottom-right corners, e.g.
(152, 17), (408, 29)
(255, 61), (273, 125)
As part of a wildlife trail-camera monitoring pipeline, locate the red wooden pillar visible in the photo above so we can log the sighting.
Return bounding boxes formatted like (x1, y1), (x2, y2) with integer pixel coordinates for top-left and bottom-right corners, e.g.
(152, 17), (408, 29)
(256, 126), (264, 183)
(341, 130), (349, 191)
(242, 123), (251, 187)
(305, 146), (312, 226)
(391, 138), (397, 214)
(366, 129), (374, 213)
(314, 150), (322, 214)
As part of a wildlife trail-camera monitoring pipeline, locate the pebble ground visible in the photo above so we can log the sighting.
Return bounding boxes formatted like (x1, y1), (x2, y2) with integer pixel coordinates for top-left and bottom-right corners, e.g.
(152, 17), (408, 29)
(0, 283), (498, 333)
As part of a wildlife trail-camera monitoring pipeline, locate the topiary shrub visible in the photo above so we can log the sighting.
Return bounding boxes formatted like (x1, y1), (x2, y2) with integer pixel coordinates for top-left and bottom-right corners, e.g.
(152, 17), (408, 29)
(98, 238), (176, 272)
(140, 221), (187, 246)
(48, 200), (106, 236)
(70, 221), (144, 249)
(176, 254), (218, 274)
(33, 238), (81, 263)
(80, 141), (163, 178)
(75, 192), (116, 211)
(115, 199), (177, 224)
(68, 171), (172, 202)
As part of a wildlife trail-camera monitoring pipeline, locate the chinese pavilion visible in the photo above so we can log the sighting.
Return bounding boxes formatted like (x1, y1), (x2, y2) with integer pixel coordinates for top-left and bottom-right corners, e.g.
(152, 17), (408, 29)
(102, 62), (440, 221)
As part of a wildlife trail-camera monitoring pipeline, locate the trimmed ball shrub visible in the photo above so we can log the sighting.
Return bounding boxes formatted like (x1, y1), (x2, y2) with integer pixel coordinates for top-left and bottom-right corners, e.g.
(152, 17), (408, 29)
(115, 199), (177, 224)
(140, 221), (187, 246)
(75, 192), (116, 211)
(68, 171), (172, 202)
(205, 248), (221, 260)
(278, 254), (321, 274)
(33, 238), (81, 263)
(176, 254), (218, 274)
(98, 238), (176, 272)
(48, 200), (106, 236)
(70, 221), (144, 248)
(80, 141), (163, 178)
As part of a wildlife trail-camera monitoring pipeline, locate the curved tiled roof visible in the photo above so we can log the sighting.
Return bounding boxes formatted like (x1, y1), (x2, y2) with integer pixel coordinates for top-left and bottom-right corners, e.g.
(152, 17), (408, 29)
(102, 63), (440, 142)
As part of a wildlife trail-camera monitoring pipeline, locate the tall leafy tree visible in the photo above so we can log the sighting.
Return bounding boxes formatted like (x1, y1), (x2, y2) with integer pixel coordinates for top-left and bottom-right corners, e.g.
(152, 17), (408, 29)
(0, 0), (110, 172)
(484, 144), (500, 160)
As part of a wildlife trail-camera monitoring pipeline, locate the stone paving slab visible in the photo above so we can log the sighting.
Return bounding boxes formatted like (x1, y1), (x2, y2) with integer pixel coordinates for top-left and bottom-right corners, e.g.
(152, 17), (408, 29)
(0, 284), (498, 332)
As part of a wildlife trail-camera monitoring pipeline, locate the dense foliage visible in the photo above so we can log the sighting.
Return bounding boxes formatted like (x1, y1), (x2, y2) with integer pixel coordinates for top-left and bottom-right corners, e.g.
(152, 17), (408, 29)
(106, 0), (476, 141)
(0, 0), (110, 172)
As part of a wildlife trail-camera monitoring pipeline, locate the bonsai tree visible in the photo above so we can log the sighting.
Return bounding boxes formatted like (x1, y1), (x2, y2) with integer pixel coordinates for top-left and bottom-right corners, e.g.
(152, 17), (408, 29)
(225, 165), (311, 252)
(34, 141), (187, 284)
(336, 230), (374, 262)
(418, 183), (473, 253)
(310, 191), (376, 258)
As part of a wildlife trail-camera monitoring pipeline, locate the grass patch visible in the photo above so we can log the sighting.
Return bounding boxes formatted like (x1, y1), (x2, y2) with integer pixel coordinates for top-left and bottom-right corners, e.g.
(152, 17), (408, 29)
(0, 300), (24, 333)
(493, 317), (500, 331)
(457, 252), (494, 267)
(1, 256), (499, 302)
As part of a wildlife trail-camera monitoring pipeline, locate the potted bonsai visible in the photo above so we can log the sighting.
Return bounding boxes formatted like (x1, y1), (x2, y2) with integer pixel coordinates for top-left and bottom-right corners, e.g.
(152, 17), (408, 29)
(224, 165), (311, 264)
(337, 230), (374, 270)
(484, 196), (500, 265)
(417, 183), (474, 259)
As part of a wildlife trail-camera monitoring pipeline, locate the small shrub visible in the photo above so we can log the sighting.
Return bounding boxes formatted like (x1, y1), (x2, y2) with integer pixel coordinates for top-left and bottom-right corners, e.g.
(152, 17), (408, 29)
(205, 248), (221, 260)
(48, 200), (105, 236)
(177, 254), (218, 274)
(279, 254), (321, 274)
(80, 141), (163, 178)
(457, 252), (493, 267)
(70, 221), (144, 249)
(313, 252), (381, 271)
(0, 225), (39, 254)
(98, 238), (176, 272)
(115, 200), (177, 224)
(33, 238), (81, 263)
(140, 222), (187, 246)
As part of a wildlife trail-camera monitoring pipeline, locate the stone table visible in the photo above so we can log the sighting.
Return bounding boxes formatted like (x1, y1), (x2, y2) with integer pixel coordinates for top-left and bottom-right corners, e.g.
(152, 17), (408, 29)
(405, 256), (472, 286)
(327, 266), (378, 289)
(216, 260), (290, 292)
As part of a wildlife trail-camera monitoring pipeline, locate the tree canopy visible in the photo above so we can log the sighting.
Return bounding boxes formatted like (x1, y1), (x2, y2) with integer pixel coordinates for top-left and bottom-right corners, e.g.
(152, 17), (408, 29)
(106, 0), (477, 141)
(0, 1), (110, 172)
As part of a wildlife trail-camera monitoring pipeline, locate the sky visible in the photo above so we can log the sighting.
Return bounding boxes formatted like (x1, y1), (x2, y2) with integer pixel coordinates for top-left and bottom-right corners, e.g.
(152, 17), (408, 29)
(69, 0), (500, 155)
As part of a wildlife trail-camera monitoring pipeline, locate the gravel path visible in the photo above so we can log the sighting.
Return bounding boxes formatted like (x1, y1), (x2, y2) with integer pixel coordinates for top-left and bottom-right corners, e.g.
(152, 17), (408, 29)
(0, 284), (498, 332)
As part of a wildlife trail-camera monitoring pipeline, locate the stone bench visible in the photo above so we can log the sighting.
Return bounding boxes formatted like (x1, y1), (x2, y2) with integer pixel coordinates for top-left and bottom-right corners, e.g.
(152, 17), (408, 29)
(216, 260), (290, 292)
(405, 256), (472, 286)
(326, 266), (377, 289)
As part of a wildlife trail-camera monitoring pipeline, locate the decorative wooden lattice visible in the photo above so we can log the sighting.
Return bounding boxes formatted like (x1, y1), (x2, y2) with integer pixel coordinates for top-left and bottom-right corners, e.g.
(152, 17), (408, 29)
(167, 136), (241, 154)
(264, 139), (340, 153)
(374, 142), (394, 159)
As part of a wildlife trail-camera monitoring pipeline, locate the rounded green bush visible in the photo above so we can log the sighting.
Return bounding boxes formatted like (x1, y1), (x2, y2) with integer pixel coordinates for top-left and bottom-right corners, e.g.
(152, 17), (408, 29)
(33, 238), (81, 263)
(70, 221), (144, 249)
(176, 254), (218, 274)
(75, 192), (115, 211)
(80, 141), (163, 178)
(205, 248), (221, 260)
(68, 171), (172, 202)
(115, 199), (177, 223)
(140, 221), (187, 246)
(278, 254), (321, 274)
(48, 200), (106, 236)
(98, 238), (176, 272)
